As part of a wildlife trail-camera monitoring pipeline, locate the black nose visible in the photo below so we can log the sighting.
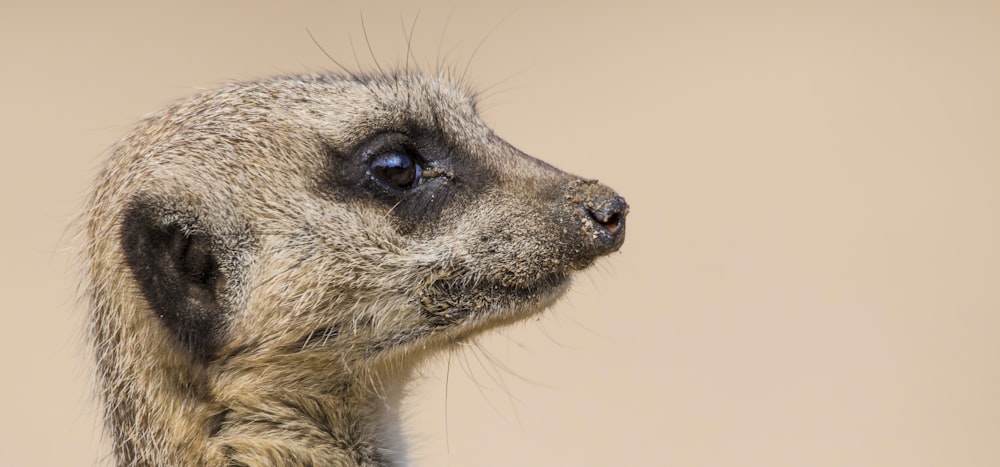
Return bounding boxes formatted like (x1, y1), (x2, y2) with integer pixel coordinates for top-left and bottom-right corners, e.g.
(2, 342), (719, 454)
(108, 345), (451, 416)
(584, 192), (629, 254)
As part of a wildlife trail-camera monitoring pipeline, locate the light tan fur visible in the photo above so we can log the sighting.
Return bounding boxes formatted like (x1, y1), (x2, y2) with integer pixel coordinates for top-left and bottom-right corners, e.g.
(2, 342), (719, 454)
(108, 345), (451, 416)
(82, 71), (626, 466)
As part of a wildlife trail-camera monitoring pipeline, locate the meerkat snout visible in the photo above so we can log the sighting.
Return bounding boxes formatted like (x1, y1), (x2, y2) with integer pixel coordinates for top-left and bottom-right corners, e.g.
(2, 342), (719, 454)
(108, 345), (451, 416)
(82, 72), (627, 466)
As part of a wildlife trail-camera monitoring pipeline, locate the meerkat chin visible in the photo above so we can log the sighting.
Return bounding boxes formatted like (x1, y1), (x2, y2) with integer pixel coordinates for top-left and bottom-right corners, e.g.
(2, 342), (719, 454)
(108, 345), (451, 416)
(82, 71), (627, 466)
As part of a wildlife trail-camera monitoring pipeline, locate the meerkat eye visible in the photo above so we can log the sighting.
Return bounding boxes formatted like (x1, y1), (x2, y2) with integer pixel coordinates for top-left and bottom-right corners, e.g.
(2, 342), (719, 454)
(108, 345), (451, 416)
(370, 152), (423, 190)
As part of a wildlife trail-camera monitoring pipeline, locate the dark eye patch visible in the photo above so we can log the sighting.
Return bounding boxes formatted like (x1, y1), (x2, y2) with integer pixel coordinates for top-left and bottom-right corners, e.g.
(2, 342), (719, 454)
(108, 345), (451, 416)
(316, 126), (494, 236)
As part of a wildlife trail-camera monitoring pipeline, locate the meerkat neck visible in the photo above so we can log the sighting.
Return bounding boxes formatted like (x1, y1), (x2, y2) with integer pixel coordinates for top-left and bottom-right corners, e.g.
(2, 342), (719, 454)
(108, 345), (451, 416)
(204, 351), (411, 465)
(99, 330), (411, 466)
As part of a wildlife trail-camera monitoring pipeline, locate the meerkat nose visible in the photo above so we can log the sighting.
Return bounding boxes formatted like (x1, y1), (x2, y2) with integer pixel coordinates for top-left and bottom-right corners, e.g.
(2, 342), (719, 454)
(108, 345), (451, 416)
(583, 190), (629, 254)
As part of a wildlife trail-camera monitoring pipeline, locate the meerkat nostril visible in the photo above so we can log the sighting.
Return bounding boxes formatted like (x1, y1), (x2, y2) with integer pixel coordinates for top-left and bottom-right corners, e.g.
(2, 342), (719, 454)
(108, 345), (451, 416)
(601, 213), (623, 234)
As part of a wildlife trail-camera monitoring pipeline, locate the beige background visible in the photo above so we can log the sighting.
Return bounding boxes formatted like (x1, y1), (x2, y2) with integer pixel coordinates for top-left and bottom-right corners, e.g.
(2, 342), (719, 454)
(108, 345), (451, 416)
(3, 1), (999, 465)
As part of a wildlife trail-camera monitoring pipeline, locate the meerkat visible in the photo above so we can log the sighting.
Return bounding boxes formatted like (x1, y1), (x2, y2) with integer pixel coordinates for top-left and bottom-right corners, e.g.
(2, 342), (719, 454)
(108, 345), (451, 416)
(81, 71), (627, 466)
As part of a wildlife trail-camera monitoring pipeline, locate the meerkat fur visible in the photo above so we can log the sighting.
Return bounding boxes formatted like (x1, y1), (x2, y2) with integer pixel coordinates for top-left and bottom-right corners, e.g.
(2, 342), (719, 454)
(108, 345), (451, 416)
(81, 70), (628, 466)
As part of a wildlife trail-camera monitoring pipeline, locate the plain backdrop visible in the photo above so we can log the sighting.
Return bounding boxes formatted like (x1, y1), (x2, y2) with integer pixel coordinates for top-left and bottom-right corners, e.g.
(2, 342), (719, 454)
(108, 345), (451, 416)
(3, 1), (999, 465)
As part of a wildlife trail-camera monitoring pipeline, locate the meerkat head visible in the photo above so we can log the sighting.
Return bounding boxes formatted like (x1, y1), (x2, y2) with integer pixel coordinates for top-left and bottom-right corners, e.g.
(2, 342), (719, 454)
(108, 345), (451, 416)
(83, 72), (627, 465)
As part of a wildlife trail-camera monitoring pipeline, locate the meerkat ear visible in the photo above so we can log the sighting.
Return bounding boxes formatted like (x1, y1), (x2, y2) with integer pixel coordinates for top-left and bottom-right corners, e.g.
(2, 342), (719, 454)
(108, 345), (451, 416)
(120, 200), (223, 360)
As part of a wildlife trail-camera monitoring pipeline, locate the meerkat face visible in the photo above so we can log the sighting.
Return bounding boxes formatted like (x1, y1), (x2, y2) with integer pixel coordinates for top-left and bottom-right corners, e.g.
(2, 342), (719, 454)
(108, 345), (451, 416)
(105, 73), (626, 371)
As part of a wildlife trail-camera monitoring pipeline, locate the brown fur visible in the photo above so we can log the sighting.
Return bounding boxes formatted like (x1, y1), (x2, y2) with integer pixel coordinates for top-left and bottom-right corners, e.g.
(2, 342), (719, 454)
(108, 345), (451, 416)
(82, 71), (627, 466)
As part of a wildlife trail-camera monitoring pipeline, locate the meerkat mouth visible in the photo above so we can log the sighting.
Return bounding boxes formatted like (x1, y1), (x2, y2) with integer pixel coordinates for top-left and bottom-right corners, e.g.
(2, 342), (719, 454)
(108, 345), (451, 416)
(420, 270), (572, 326)
(289, 271), (574, 358)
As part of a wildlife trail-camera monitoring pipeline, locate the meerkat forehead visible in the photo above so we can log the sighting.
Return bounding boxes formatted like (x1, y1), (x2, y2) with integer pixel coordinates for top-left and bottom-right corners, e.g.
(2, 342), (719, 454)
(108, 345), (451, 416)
(242, 72), (489, 148)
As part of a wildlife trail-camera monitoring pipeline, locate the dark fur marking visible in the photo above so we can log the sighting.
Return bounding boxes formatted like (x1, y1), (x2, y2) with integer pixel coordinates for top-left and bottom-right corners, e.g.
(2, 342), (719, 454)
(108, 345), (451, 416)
(316, 125), (491, 236)
(120, 199), (224, 360)
(208, 407), (232, 439)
